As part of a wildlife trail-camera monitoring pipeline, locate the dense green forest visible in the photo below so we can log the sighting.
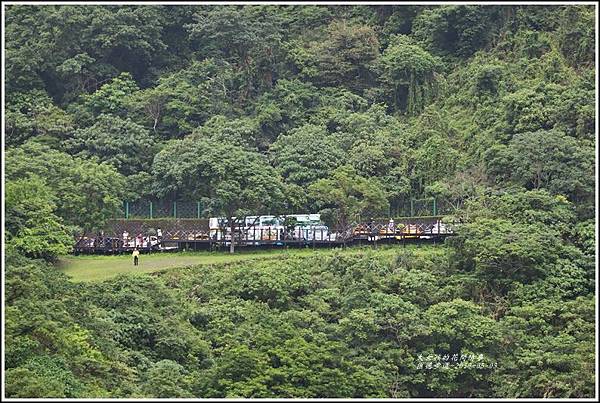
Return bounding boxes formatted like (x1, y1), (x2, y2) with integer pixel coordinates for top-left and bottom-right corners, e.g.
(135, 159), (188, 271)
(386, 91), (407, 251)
(4, 4), (597, 398)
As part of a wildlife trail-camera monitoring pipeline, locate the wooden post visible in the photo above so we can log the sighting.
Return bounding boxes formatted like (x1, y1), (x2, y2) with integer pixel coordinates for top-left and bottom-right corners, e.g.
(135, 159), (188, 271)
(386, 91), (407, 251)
(173, 201), (177, 218)
(197, 202), (201, 219)
(433, 198), (437, 216)
(125, 201), (129, 219)
(149, 201), (153, 219)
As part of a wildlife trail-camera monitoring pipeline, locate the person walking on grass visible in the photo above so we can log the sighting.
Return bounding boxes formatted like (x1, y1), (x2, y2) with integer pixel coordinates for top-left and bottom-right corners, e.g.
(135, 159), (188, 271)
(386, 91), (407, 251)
(132, 248), (140, 266)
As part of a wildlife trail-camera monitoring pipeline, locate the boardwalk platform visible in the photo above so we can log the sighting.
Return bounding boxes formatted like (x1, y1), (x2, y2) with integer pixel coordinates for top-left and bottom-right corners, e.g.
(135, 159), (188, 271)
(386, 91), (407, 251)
(74, 216), (456, 254)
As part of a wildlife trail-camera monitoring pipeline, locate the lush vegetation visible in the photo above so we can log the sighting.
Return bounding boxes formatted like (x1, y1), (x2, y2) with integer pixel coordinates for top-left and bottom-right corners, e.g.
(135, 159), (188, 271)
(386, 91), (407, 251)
(6, 243), (595, 398)
(4, 4), (596, 398)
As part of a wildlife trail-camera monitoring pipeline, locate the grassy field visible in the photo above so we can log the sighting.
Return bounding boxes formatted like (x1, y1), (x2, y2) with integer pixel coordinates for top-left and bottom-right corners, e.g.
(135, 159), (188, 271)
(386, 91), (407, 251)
(57, 245), (423, 282)
(57, 248), (313, 282)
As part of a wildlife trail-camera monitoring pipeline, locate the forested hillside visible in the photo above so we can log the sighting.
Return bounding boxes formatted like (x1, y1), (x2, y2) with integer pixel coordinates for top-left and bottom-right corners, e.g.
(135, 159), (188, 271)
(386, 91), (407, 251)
(4, 4), (596, 398)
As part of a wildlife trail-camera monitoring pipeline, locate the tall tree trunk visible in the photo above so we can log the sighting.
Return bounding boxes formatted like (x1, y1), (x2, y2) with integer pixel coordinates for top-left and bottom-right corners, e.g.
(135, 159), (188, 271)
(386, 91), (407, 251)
(229, 215), (235, 254)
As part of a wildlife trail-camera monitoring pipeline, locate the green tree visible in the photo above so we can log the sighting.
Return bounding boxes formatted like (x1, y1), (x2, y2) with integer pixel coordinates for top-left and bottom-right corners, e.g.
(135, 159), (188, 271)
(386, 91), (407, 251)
(376, 35), (440, 114)
(5, 253), (120, 398)
(186, 6), (285, 104)
(269, 124), (345, 188)
(126, 59), (236, 138)
(253, 79), (322, 142)
(485, 129), (594, 214)
(412, 6), (505, 57)
(5, 90), (74, 147)
(309, 165), (388, 229)
(3, 4), (597, 399)
(421, 299), (502, 397)
(449, 218), (562, 294)
(142, 360), (193, 397)
(5, 176), (73, 260)
(412, 135), (460, 192)
(191, 115), (259, 149)
(290, 20), (380, 93)
(67, 114), (158, 176)
(80, 72), (140, 117)
(556, 6), (595, 68)
(6, 141), (126, 233)
(5, 5), (169, 102)
(152, 137), (285, 252)
(5, 358), (84, 398)
(345, 127), (411, 209)
(494, 297), (595, 397)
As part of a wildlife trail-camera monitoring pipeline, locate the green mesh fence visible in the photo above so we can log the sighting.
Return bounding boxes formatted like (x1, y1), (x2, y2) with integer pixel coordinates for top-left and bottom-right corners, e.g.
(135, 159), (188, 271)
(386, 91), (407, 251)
(118, 198), (451, 220)
(176, 202), (200, 218)
(392, 198), (455, 217)
(413, 198), (436, 216)
(128, 200), (152, 219)
(122, 201), (206, 219)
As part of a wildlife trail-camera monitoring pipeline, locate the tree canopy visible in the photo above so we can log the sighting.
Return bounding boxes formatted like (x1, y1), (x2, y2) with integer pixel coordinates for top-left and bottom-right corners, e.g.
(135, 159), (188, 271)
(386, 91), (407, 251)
(4, 3), (596, 399)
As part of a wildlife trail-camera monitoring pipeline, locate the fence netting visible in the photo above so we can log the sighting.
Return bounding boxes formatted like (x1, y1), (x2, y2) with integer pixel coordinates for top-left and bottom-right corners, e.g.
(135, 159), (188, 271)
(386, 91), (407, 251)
(119, 200), (205, 219)
(116, 199), (453, 219)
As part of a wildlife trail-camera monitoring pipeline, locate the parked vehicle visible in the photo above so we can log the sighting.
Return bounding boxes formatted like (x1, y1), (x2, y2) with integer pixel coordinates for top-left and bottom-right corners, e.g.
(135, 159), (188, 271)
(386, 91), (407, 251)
(209, 214), (335, 243)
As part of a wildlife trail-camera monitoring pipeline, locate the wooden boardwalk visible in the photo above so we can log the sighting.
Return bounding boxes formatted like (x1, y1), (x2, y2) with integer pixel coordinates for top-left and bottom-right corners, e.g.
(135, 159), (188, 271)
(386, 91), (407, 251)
(74, 216), (456, 254)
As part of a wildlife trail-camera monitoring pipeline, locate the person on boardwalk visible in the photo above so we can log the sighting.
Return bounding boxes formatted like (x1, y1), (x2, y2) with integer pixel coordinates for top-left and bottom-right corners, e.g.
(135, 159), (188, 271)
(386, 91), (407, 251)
(132, 248), (140, 266)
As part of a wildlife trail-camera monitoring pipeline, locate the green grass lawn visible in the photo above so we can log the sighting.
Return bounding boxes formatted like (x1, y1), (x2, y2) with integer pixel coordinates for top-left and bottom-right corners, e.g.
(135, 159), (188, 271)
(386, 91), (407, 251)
(58, 244), (433, 283)
(58, 247), (333, 282)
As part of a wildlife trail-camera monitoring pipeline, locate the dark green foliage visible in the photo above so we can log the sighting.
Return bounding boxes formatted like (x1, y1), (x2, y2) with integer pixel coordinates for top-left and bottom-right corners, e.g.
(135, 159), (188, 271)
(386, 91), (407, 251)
(556, 6), (595, 68)
(5, 5), (169, 101)
(152, 136), (285, 216)
(142, 360), (194, 397)
(79, 72), (140, 118)
(309, 165), (389, 228)
(4, 3), (596, 399)
(484, 129), (594, 216)
(5, 4), (594, 223)
(186, 6), (286, 106)
(450, 218), (562, 292)
(5, 176), (73, 260)
(269, 124), (345, 187)
(7, 244), (595, 398)
(290, 20), (380, 93)
(494, 297), (595, 397)
(67, 114), (158, 176)
(6, 141), (126, 232)
(5, 90), (74, 147)
(127, 59), (237, 138)
(376, 35), (440, 114)
(152, 135), (285, 251)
